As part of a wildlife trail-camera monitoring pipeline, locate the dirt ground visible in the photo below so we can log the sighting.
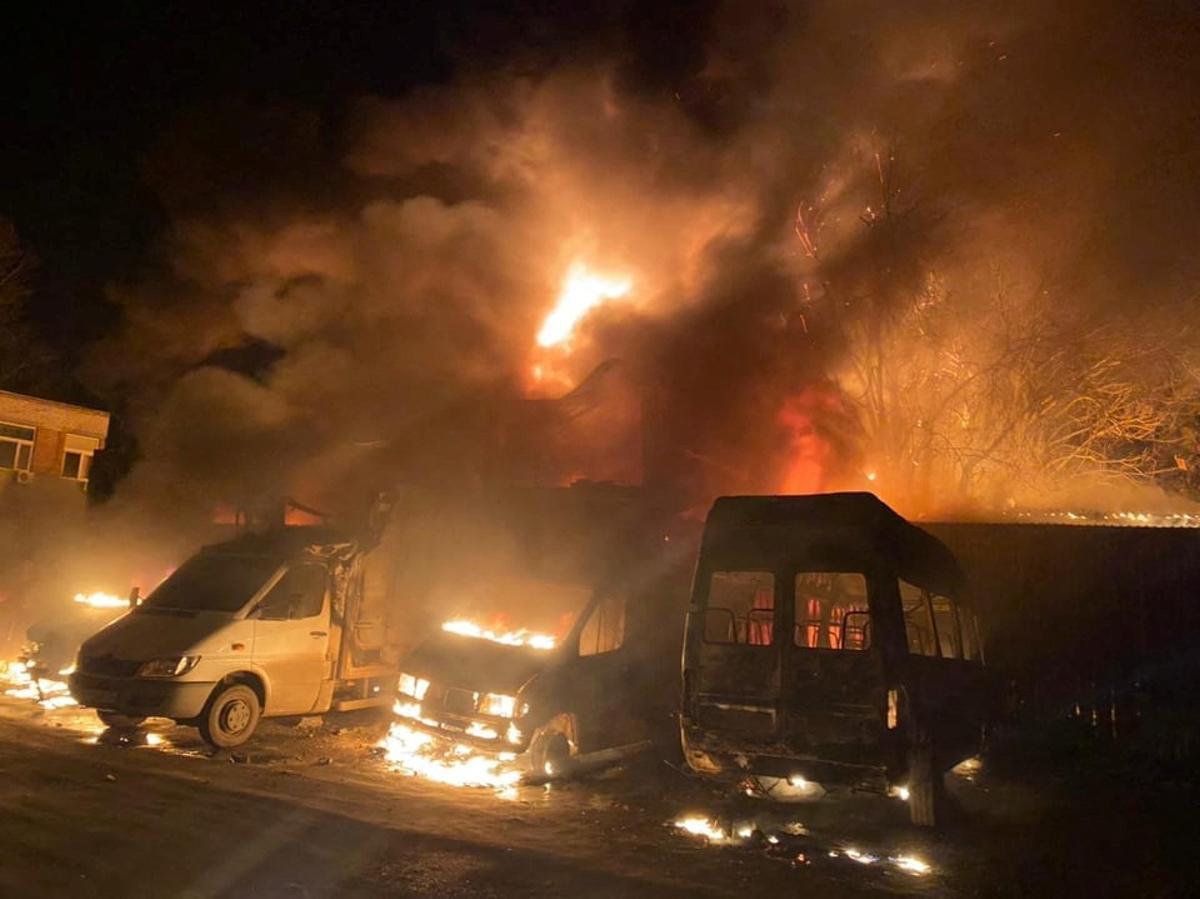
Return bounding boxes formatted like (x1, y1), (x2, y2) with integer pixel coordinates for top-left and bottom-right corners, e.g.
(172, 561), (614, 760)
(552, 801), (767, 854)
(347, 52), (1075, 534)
(0, 695), (1196, 898)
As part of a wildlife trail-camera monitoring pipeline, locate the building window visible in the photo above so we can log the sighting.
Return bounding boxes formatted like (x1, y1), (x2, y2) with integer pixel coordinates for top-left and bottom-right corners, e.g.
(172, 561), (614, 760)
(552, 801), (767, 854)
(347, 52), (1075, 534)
(0, 422), (35, 472)
(61, 434), (100, 483)
(62, 451), (87, 480)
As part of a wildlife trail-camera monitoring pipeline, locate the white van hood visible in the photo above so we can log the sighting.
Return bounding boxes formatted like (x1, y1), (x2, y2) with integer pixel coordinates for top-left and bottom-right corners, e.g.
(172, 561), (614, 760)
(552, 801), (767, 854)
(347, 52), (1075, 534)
(81, 609), (238, 662)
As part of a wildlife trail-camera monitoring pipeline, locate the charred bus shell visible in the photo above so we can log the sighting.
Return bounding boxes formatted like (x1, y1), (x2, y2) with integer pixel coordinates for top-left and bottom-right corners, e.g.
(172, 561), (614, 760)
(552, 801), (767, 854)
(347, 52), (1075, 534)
(680, 493), (989, 827)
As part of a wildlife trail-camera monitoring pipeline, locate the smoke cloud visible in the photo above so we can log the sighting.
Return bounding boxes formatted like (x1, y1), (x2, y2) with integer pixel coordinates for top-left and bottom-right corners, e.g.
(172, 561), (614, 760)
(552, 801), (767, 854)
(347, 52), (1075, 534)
(81, 0), (1200, 521)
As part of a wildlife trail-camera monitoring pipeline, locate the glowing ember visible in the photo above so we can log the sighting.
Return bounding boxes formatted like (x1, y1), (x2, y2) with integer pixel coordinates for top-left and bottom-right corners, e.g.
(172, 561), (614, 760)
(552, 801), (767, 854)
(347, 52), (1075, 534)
(1007, 510), (1200, 527)
(888, 783), (911, 801)
(892, 854), (932, 875)
(442, 619), (557, 650)
(674, 816), (733, 843)
(2, 660), (78, 709)
(74, 591), (130, 610)
(378, 721), (521, 796)
(951, 756), (983, 782)
(673, 811), (930, 877)
(536, 262), (631, 348)
(844, 847), (879, 865)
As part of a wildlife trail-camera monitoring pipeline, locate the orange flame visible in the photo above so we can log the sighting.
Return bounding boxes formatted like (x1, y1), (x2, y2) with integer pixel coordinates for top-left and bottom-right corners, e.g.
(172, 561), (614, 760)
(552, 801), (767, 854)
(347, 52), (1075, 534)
(536, 262), (631, 348)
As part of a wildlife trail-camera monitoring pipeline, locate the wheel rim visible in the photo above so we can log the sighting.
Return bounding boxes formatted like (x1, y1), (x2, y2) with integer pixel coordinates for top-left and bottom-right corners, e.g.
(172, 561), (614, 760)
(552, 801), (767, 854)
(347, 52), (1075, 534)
(221, 698), (252, 734)
(542, 735), (570, 776)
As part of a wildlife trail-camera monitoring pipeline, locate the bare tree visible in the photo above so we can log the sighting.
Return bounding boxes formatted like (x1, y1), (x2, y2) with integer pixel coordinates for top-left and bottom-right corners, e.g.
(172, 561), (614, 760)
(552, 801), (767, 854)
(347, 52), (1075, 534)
(797, 152), (1200, 512)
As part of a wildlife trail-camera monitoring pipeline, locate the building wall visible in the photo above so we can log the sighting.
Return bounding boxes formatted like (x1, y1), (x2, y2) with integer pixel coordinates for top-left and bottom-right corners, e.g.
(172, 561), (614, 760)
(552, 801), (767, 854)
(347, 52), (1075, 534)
(0, 390), (110, 484)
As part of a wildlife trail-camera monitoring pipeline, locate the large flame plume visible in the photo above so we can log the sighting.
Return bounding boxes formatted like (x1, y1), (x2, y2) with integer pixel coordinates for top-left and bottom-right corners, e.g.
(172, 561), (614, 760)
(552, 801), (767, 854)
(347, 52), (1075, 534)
(536, 262), (632, 349)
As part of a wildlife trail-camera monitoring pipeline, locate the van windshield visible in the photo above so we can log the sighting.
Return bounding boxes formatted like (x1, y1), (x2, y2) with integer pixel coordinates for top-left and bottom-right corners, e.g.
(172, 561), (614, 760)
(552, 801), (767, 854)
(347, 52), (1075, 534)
(141, 554), (281, 613)
(435, 574), (593, 650)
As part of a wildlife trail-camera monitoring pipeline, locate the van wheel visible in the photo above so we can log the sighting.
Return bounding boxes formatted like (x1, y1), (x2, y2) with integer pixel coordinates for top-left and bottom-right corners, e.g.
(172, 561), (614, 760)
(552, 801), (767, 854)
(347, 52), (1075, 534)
(97, 711), (145, 729)
(908, 726), (945, 828)
(530, 731), (573, 779)
(199, 684), (261, 749)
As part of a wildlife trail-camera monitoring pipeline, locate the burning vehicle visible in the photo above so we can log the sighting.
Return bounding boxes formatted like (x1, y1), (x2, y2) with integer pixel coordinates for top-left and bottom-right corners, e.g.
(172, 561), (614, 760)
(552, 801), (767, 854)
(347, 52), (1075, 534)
(680, 493), (989, 827)
(22, 591), (132, 684)
(386, 482), (692, 784)
(69, 501), (403, 747)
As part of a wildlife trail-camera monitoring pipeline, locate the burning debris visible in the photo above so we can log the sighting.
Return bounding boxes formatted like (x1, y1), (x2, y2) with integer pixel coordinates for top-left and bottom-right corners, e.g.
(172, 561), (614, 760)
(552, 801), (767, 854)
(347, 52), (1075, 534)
(378, 719), (522, 798)
(671, 812), (934, 878)
(2, 659), (77, 710)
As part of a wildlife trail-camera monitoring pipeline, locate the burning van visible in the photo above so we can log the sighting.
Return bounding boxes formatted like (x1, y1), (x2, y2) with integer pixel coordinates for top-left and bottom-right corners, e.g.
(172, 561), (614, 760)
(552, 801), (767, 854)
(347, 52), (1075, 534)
(387, 483), (691, 782)
(680, 493), (989, 826)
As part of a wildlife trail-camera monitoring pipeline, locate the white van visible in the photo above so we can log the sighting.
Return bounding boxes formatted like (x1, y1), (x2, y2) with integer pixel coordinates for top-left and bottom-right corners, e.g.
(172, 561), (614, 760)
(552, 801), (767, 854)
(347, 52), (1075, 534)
(69, 527), (400, 748)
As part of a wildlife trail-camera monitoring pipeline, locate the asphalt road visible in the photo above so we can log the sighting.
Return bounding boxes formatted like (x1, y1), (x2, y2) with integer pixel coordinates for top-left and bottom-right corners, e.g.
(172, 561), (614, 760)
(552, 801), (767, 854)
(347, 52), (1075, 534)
(0, 694), (1195, 897)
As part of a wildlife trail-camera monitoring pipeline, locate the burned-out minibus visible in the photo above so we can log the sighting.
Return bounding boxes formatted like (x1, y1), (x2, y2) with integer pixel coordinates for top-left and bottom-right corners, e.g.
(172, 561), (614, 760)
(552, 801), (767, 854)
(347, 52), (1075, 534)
(680, 493), (988, 826)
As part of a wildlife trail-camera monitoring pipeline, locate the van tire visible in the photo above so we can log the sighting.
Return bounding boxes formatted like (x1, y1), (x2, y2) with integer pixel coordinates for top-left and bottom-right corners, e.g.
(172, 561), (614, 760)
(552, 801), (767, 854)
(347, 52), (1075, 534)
(530, 731), (573, 780)
(97, 711), (145, 729)
(199, 684), (261, 749)
(908, 726), (945, 828)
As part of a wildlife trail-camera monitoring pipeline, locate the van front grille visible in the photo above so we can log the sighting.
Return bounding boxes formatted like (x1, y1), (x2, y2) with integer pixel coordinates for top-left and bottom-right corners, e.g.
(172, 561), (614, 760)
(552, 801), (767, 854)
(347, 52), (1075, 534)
(79, 655), (142, 678)
(441, 688), (478, 716)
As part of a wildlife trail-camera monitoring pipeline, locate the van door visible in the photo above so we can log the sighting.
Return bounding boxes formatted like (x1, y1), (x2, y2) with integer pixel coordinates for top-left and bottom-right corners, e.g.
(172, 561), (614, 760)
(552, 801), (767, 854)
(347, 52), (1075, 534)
(562, 592), (635, 753)
(783, 571), (887, 767)
(691, 570), (782, 744)
(250, 562), (331, 715)
(901, 584), (988, 763)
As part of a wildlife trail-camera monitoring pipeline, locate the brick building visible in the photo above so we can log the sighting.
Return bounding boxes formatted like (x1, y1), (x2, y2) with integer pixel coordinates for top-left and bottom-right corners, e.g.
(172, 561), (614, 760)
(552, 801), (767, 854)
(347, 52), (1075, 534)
(0, 389), (110, 489)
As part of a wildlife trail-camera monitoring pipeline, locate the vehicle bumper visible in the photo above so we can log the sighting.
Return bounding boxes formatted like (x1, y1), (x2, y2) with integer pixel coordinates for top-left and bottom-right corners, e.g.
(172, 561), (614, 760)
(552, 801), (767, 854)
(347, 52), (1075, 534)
(394, 706), (529, 753)
(680, 723), (888, 789)
(69, 672), (214, 720)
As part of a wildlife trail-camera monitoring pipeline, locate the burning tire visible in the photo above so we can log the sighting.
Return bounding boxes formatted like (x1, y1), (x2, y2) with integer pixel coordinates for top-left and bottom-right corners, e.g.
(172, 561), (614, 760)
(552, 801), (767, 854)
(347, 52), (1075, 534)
(907, 724), (945, 828)
(199, 684), (261, 749)
(97, 711), (145, 729)
(529, 730), (573, 780)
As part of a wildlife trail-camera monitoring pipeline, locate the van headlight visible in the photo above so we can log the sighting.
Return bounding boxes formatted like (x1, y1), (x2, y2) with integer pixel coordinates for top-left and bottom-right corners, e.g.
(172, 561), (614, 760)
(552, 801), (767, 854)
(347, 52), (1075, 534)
(478, 692), (516, 718)
(138, 656), (200, 678)
(398, 673), (430, 700)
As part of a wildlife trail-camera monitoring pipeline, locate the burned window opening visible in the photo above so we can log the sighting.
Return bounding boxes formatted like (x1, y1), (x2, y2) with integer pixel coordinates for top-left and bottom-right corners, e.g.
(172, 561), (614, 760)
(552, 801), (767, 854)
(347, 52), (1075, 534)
(579, 594), (625, 656)
(901, 580), (938, 657)
(704, 571), (775, 646)
(794, 572), (870, 651)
